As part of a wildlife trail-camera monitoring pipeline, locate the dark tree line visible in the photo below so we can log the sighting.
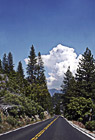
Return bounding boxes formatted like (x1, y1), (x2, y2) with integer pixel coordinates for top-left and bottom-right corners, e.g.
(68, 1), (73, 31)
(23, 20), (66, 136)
(26, 45), (52, 111)
(61, 48), (95, 124)
(0, 45), (52, 113)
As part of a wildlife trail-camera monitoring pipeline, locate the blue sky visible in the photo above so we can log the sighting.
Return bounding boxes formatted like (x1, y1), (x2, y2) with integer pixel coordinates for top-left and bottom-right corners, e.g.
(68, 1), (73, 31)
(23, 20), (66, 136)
(0, 0), (95, 88)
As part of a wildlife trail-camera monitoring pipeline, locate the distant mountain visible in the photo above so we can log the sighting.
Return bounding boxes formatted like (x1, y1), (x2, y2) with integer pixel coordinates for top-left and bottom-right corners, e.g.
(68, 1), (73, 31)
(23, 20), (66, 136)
(48, 88), (63, 96)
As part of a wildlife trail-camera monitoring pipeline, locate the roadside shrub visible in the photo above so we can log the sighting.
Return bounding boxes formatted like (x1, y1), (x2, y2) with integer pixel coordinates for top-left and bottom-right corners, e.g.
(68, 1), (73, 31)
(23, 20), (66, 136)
(78, 117), (83, 122)
(85, 121), (95, 131)
(9, 107), (18, 117)
(39, 112), (44, 120)
(17, 121), (24, 127)
(6, 116), (18, 127)
(65, 97), (93, 122)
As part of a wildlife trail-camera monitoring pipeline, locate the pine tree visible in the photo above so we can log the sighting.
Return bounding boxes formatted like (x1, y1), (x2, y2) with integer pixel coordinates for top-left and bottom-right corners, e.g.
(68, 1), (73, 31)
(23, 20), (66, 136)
(61, 66), (72, 93)
(27, 45), (37, 83)
(61, 66), (76, 95)
(37, 52), (52, 111)
(2, 53), (8, 73)
(55, 103), (61, 115)
(37, 52), (46, 85)
(26, 46), (52, 112)
(8, 52), (14, 72)
(17, 61), (24, 78)
(76, 48), (95, 99)
(0, 59), (2, 73)
(61, 66), (76, 112)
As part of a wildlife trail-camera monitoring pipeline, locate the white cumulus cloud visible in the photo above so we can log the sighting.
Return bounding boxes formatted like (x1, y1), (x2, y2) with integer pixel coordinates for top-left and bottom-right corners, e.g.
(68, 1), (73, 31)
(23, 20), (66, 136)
(24, 44), (82, 89)
(24, 58), (29, 64)
(42, 44), (82, 89)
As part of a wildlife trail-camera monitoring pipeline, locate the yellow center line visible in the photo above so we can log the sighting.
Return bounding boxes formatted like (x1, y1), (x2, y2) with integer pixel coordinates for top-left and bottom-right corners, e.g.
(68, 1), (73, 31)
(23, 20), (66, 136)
(31, 116), (59, 140)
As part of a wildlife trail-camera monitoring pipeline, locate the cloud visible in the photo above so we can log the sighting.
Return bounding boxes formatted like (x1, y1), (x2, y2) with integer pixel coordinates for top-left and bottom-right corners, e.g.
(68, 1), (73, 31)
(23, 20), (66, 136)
(42, 44), (82, 89)
(24, 58), (29, 65)
(24, 44), (82, 89)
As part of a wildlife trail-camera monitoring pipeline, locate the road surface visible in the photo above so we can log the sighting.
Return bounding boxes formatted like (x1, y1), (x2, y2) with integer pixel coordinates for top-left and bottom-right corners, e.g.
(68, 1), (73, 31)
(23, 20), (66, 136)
(0, 116), (93, 140)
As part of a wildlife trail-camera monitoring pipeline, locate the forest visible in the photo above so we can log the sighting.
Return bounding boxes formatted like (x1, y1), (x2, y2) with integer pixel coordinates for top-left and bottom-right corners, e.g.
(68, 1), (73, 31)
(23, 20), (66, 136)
(0, 46), (95, 133)
(61, 48), (95, 131)
(0, 45), (52, 133)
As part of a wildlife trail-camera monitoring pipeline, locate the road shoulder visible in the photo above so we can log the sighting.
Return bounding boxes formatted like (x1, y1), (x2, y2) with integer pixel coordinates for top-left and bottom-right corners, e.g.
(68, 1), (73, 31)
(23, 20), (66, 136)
(62, 116), (95, 140)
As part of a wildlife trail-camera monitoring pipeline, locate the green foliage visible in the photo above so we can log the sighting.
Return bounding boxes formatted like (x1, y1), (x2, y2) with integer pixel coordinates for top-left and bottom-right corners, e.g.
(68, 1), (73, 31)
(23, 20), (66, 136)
(52, 93), (63, 106)
(3, 91), (45, 118)
(0, 59), (3, 73)
(61, 66), (76, 101)
(85, 121), (95, 131)
(8, 52), (14, 73)
(65, 97), (93, 122)
(7, 72), (25, 94)
(24, 82), (52, 112)
(61, 66), (74, 93)
(17, 61), (24, 78)
(61, 48), (95, 125)
(55, 103), (61, 115)
(61, 67), (77, 115)
(76, 48), (95, 99)
(37, 52), (46, 85)
(2, 53), (8, 74)
(27, 45), (37, 83)
(0, 46), (52, 126)
(39, 112), (44, 120)
(9, 107), (19, 117)
(78, 117), (83, 122)
(6, 116), (18, 126)
(37, 105), (44, 115)
(0, 90), (6, 97)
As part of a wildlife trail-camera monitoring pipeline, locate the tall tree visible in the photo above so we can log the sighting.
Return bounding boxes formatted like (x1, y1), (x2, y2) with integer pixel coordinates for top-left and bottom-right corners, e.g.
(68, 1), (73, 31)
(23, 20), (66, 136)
(27, 45), (37, 83)
(61, 66), (76, 114)
(2, 53), (8, 73)
(36, 52), (52, 111)
(37, 52), (46, 85)
(61, 66), (76, 95)
(8, 52), (14, 72)
(17, 61), (24, 78)
(76, 48), (95, 99)
(0, 59), (2, 73)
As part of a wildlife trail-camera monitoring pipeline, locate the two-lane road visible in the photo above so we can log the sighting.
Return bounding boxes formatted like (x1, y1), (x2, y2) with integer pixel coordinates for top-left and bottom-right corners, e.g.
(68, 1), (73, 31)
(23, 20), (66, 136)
(0, 116), (93, 140)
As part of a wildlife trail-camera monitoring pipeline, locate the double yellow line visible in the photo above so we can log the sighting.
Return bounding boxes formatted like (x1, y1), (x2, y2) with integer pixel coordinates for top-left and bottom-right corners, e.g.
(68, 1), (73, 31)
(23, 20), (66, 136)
(31, 117), (59, 140)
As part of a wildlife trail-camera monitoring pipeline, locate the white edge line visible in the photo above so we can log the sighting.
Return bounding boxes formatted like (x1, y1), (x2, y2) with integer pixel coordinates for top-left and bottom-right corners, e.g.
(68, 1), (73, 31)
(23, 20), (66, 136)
(61, 116), (95, 140)
(0, 117), (53, 137)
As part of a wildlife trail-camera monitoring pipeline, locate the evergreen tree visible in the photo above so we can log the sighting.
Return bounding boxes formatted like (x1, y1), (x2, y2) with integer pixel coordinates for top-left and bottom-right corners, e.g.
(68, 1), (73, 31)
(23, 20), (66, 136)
(76, 48), (95, 99)
(61, 66), (76, 97)
(27, 45), (37, 83)
(8, 52), (14, 72)
(36, 52), (52, 111)
(61, 66), (73, 93)
(55, 103), (61, 115)
(0, 59), (2, 73)
(37, 52), (46, 85)
(17, 61), (24, 78)
(61, 48), (95, 121)
(25, 46), (52, 112)
(2, 53), (8, 73)
(61, 66), (76, 114)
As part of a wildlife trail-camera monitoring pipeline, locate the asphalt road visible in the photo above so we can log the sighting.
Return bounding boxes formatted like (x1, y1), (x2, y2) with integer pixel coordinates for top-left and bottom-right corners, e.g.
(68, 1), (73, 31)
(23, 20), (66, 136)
(0, 116), (93, 140)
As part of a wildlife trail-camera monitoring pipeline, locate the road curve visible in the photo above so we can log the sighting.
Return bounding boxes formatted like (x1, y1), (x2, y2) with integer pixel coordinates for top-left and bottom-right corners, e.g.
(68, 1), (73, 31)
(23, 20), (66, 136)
(0, 116), (92, 140)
